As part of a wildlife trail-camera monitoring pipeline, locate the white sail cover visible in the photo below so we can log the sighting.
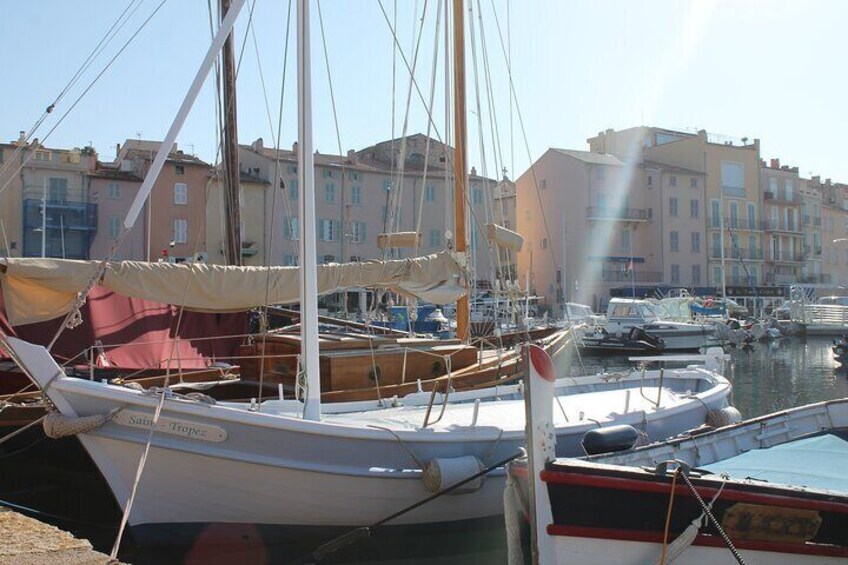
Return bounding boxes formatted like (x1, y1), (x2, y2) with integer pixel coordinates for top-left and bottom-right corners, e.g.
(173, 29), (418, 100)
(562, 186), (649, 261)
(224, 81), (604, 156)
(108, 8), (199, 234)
(0, 252), (466, 326)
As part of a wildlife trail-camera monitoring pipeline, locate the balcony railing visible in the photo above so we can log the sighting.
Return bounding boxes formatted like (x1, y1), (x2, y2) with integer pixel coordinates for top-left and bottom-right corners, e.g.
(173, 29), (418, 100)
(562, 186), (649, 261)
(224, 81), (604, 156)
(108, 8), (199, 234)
(769, 253), (806, 264)
(22, 199), (98, 231)
(601, 270), (662, 283)
(707, 216), (763, 230)
(586, 206), (648, 221)
(763, 219), (803, 233)
(708, 246), (763, 260)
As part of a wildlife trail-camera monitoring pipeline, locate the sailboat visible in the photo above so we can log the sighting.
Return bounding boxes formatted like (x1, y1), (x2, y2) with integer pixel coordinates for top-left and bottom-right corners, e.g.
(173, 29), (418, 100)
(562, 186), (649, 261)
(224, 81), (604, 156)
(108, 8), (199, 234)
(0, 0), (737, 551)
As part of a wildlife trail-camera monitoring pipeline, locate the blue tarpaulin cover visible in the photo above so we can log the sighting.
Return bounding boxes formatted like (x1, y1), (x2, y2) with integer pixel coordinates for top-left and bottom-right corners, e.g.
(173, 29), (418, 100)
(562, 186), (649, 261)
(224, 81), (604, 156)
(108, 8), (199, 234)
(702, 433), (848, 493)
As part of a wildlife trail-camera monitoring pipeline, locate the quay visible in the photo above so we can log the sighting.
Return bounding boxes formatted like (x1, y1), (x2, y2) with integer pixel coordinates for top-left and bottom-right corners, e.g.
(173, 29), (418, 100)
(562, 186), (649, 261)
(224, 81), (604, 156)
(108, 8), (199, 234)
(0, 507), (114, 565)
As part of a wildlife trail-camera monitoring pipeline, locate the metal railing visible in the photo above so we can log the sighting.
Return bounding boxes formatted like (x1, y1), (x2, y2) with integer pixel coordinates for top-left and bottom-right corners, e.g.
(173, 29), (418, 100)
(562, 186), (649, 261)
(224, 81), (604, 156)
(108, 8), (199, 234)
(586, 206), (648, 221)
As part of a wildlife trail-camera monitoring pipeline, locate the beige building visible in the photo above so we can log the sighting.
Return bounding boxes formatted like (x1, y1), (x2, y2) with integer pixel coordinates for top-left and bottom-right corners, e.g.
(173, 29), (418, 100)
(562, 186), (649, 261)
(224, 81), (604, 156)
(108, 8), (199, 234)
(515, 148), (655, 314)
(229, 135), (507, 285)
(0, 135), (98, 259)
(760, 159), (805, 285)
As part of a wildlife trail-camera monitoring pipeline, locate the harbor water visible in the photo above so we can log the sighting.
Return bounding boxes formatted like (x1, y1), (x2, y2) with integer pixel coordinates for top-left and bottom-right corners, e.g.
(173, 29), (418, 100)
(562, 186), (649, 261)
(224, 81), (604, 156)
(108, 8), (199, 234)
(1, 336), (846, 563)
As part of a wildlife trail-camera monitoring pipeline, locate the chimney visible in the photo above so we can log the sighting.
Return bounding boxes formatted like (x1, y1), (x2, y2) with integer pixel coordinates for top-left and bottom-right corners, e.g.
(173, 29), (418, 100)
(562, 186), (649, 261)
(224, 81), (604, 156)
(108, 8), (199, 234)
(252, 138), (264, 151)
(812, 175), (821, 185)
(116, 143), (121, 156)
(17, 130), (25, 144)
(770, 158), (779, 169)
(346, 149), (358, 164)
(471, 166), (477, 177)
(292, 141), (298, 154)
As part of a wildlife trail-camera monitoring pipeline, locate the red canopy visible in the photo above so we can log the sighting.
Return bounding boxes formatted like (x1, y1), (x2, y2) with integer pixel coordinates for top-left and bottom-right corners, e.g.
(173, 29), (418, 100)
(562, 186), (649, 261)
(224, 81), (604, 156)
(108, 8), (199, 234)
(0, 286), (247, 370)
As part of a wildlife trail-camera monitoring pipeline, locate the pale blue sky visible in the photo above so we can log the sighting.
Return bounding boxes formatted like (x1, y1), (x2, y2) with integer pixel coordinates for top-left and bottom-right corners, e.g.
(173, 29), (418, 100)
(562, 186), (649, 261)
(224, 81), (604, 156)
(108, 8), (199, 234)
(1, 0), (845, 181)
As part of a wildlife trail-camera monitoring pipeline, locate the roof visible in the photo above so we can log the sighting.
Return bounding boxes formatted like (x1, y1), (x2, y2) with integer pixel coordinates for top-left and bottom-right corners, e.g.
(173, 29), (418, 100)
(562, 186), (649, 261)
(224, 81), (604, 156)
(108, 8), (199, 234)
(87, 167), (143, 181)
(551, 149), (625, 166)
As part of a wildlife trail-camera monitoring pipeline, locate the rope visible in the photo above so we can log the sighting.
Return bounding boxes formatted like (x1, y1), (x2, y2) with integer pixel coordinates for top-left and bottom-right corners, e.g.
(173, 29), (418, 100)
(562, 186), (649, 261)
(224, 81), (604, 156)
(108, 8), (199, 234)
(109, 389), (166, 559)
(291, 451), (523, 564)
(659, 468), (679, 565)
(677, 468), (745, 564)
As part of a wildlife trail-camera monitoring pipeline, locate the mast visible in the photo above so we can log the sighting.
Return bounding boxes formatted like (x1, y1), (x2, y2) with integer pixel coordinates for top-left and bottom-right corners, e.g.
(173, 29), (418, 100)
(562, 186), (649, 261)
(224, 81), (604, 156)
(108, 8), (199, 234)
(453, 0), (469, 341)
(297, 0), (322, 421)
(221, 0), (242, 265)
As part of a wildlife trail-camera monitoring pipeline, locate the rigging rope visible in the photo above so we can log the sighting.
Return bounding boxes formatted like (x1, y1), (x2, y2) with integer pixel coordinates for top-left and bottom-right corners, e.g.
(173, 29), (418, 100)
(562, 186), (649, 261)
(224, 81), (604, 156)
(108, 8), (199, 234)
(0, 0), (170, 200)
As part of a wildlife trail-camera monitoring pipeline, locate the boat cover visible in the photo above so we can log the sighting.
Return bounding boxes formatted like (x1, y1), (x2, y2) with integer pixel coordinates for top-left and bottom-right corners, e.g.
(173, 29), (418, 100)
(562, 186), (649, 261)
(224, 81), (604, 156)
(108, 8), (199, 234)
(0, 252), (465, 326)
(701, 432), (848, 493)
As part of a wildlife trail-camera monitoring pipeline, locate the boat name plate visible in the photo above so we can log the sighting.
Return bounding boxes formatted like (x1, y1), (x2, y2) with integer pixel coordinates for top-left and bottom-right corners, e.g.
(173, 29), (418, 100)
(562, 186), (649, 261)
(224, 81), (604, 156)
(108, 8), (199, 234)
(113, 410), (227, 442)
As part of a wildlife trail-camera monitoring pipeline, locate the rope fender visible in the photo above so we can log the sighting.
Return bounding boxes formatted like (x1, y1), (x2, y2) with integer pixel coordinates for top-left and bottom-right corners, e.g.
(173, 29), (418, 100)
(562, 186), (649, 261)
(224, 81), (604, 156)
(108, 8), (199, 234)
(42, 408), (121, 439)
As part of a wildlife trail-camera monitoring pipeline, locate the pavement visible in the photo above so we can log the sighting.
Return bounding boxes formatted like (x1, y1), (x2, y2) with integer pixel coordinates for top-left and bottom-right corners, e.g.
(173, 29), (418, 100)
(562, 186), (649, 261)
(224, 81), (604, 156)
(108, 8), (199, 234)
(0, 508), (116, 564)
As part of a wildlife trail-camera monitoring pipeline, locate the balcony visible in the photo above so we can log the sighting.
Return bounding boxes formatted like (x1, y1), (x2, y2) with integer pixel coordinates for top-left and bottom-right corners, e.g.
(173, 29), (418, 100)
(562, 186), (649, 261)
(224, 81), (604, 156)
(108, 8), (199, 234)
(586, 206), (647, 222)
(708, 246), (763, 261)
(601, 270), (662, 283)
(769, 253), (806, 265)
(763, 219), (803, 234)
(707, 216), (763, 231)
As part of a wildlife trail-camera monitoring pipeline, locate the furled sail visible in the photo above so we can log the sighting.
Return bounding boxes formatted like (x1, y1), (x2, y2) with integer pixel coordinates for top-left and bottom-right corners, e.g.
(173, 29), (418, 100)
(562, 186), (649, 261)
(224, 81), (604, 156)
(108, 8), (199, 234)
(0, 252), (466, 326)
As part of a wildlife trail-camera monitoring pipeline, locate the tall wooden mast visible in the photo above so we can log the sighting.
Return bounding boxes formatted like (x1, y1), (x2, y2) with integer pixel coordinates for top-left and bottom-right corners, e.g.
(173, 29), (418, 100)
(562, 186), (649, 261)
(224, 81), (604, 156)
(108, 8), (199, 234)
(221, 0), (242, 265)
(453, 0), (469, 341)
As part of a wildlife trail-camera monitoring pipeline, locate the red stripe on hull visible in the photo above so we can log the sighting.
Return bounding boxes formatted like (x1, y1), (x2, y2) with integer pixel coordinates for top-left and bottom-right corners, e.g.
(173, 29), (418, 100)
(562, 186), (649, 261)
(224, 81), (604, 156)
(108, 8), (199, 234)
(546, 525), (848, 558)
(541, 469), (848, 514)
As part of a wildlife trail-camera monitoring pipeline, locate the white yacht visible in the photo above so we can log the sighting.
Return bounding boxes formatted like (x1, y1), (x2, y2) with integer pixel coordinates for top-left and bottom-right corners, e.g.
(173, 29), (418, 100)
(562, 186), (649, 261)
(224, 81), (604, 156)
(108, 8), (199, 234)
(603, 297), (720, 351)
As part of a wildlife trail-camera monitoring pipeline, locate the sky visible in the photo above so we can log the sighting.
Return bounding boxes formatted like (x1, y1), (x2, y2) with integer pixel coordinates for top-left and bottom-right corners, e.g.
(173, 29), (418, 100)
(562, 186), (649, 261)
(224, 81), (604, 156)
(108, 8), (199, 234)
(1, 0), (846, 182)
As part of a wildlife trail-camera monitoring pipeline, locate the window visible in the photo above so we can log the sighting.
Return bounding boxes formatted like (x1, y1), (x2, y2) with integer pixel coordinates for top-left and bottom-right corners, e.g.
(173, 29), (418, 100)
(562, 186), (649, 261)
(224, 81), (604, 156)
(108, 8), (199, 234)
(692, 265), (701, 285)
(382, 179), (391, 192)
(785, 179), (794, 201)
(284, 217), (299, 240)
(747, 203), (757, 228)
(323, 255), (336, 264)
(283, 254), (298, 266)
(720, 161), (744, 197)
(710, 199), (721, 227)
(669, 197), (678, 217)
(541, 238), (548, 250)
(713, 266), (722, 286)
(647, 175), (653, 186)
(108, 216), (121, 238)
(319, 219), (341, 241)
(350, 221), (366, 244)
(350, 186), (362, 205)
(428, 229), (441, 247)
(669, 175), (677, 187)
(288, 165), (297, 174)
(174, 219), (187, 244)
(349, 256), (361, 262)
(289, 179), (298, 200)
(670, 230), (679, 252)
(670, 264), (680, 284)
(690, 177), (698, 189)
(619, 228), (631, 252)
(424, 184), (436, 203)
(323, 169), (334, 178)
(473, 188), (483, 205)
(107, 182), (121, 199)
(690, 199), (699, 218)
(691, 232), (700, 253)
(324, 183), (336, 203)
(174, 182), (188, 205)
(48, 178), (68, 203)
(424, 184), (436, 202)
(729, 201), (739, 229)
(175, 165), (185, 175)
(348, 171), (360, 181)
(596, 168), (605, 180)
(34, 150), (51, 162)
(768, 177), (777, 195)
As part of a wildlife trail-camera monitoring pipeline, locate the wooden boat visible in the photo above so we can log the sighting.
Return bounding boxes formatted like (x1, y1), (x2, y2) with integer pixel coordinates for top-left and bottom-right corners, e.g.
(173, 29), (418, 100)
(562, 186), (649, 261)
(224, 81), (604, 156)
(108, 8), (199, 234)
(508, 349), (848, 564)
